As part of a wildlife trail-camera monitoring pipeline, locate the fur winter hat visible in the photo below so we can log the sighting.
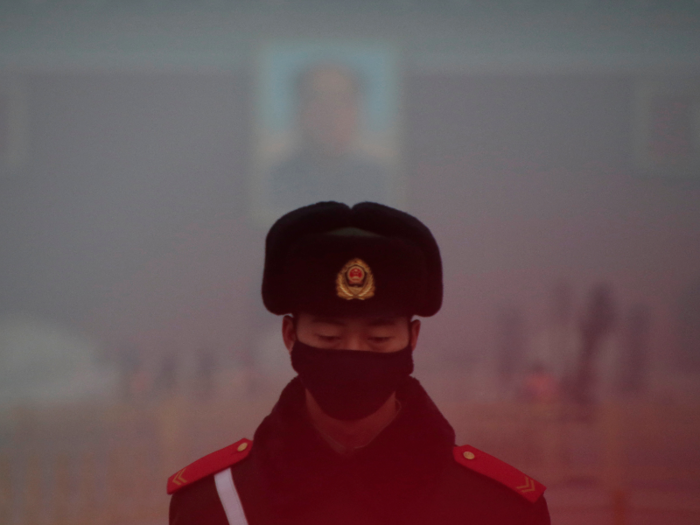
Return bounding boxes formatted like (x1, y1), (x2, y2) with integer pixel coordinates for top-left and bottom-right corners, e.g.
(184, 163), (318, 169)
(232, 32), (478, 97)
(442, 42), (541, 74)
(262, 201), (442, 317)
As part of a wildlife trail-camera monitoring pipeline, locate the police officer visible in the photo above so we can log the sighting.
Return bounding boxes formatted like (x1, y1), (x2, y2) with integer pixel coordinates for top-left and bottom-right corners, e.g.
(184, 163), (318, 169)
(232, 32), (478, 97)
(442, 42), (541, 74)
(168, 201), (550, 525)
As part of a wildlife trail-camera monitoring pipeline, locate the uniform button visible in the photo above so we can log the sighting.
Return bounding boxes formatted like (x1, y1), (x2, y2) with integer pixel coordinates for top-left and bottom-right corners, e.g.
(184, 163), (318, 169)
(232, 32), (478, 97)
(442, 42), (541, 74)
(463, 451), (475, 460)
(237, 442), (249, 452)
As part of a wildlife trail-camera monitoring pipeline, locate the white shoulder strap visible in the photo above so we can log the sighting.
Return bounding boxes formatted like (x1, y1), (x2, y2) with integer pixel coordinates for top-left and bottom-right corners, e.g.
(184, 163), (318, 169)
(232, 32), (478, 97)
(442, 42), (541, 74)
(214, 468), (248, 525)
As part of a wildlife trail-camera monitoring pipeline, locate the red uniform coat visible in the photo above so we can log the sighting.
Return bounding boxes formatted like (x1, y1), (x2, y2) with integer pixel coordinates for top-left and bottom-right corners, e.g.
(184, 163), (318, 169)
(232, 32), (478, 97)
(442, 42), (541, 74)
(169, 377), (549, 525)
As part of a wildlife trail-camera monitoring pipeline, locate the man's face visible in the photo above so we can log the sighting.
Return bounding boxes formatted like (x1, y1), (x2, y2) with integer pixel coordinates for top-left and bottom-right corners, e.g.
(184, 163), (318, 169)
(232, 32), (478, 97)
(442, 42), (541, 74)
(283, 313), (420, 354)
(298, 67), (360, 157)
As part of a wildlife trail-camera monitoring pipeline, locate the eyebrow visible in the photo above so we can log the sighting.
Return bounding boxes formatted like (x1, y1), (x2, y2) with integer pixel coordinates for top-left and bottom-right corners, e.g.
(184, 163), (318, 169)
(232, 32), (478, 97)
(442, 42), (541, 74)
(309, 317), (401, 327)
(309, 317), (346, 326)
(367, 317), (402, 327)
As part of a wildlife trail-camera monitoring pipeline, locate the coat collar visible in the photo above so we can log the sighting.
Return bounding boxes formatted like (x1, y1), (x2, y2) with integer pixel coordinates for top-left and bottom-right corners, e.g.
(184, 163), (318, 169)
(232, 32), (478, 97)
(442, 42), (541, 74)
(250, 376), (455, 520)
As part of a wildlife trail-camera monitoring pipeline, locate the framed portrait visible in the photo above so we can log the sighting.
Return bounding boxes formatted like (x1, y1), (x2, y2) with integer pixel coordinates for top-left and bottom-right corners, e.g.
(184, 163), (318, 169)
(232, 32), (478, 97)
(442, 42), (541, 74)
(632, 77), (700, 179)
(251, 40), (402, 224)
(0, 76), (29, 173)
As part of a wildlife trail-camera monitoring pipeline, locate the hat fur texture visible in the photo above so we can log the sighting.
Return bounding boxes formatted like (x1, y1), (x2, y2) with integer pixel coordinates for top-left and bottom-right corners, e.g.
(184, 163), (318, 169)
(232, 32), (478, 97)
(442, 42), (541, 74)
(262, 202), (442, 317)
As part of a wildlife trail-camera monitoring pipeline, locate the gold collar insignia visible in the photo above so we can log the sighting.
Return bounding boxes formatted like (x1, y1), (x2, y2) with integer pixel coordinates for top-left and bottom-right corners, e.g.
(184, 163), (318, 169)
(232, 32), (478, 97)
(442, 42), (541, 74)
(336, 258), (375, 300)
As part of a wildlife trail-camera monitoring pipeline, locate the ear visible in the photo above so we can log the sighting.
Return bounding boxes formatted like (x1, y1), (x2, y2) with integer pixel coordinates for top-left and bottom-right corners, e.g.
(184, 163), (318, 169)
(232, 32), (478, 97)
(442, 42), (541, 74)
(282, 315), (296, 354)
(409, 318), (421, 351)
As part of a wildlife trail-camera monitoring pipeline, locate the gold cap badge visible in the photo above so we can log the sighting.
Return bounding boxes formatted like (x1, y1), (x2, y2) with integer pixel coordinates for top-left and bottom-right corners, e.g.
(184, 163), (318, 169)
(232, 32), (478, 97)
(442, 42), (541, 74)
(336, 258), (375, 300)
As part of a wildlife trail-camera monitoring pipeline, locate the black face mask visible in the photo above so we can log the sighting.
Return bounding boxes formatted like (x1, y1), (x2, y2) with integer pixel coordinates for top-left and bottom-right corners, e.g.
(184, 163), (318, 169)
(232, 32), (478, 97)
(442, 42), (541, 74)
(291, 340), (414, 421)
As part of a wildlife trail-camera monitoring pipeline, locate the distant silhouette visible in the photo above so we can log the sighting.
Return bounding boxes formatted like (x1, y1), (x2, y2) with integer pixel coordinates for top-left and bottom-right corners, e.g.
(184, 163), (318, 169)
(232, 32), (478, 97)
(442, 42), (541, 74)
(678, 278), (700, 371)
(529, 282), (580, 397)
(522, 362), (560, 403)
(496, 305), (526, 395)
(157, 351), (177, 397)
(196, 346), (216, 400)
(617, 304), (651, 396)
(571, 284), (617, 405)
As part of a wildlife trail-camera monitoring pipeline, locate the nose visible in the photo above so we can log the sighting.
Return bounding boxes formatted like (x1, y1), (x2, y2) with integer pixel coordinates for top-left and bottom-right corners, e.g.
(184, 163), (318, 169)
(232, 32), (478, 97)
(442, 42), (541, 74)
(343, 335), (371, 352)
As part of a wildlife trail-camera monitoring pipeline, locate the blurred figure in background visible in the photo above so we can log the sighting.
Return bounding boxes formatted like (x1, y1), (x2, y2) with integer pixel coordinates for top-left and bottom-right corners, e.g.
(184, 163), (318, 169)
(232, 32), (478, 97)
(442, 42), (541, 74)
(527, 282), (580, 402)
(496, 305), (527, 397)
(196, 346), (217, 401)
(118, 342), (142, 401)
(159, 352), (178, 396)
(522, 362), (560, 404)
(678, 278), (700, 372)
(617, 304), (651, 397)
(570, 284), (617, 406)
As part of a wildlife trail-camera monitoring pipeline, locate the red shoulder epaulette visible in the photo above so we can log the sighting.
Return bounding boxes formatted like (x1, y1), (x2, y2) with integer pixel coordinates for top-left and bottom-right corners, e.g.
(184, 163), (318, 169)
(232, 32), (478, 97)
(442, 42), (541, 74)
(453, 444), (546, 503)
(167, 438), (252, 495)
